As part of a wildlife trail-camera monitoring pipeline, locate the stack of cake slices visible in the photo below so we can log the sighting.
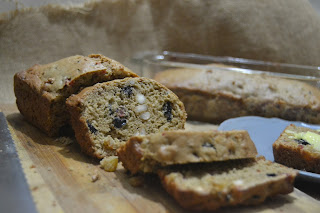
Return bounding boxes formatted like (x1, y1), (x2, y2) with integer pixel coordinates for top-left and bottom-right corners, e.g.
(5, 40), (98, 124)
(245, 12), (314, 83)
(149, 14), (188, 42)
(118, 130), (297, 211)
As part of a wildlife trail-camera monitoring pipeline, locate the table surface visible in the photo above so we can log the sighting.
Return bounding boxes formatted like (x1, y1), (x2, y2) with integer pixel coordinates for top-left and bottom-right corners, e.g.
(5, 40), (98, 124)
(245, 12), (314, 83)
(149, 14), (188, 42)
(1, 103), (320, 213)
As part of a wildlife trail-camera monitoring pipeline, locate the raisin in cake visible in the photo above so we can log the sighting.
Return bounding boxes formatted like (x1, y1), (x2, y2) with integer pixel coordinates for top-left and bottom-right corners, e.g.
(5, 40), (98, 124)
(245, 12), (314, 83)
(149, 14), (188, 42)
(273, 124), (320, 174)
(154, 66), (320, 124)
(14, 54), (138, 136)
(118, 130), (258, 174)
(158, 157), (297, 211)
(66, 77), (187, 159)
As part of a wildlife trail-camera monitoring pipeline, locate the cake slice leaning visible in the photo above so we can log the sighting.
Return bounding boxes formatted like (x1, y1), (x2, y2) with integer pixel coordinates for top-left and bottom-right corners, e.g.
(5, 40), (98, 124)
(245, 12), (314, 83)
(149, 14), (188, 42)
(66, 77), (187, 159)
(273, 124), (320, 174)
(158, 157), (297, 211)
(117, 130), (258, 174)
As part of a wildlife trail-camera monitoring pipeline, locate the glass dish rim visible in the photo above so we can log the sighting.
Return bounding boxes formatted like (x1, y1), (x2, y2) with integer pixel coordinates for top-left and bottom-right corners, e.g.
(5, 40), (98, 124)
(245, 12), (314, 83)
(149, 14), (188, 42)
(141, 51), (320, 81)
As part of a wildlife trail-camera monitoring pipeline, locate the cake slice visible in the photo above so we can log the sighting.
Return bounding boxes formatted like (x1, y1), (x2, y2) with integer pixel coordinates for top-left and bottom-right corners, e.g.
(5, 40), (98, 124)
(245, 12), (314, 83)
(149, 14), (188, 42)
(66, 77), (187, 159)
(273, 124), (320, 174)
(158, 157), (297, 211)
(117, 130), (258, 174)
(14, 54), (138, 136)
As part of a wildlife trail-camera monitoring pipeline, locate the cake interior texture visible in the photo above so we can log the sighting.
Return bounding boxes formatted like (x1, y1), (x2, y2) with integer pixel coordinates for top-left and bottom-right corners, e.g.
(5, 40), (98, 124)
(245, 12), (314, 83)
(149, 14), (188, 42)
(67, 77), (187, 158)
(158, 157), (297, 211)
(117, 130), (258, 174)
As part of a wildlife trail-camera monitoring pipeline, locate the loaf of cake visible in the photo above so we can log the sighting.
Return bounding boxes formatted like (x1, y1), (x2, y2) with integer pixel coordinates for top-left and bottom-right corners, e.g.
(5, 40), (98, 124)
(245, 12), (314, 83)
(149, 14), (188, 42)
(273, 124), (320, 174)
(117, 130), (258, 174)
(153, 67), (320, 124)
(14, 54), (138, 136)
(158, 157), (297, 211)
(66, 77), (187, 159)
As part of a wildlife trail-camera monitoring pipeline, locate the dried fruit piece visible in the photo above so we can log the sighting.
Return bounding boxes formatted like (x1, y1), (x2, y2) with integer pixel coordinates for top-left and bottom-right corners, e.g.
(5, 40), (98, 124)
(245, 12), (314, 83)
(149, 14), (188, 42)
(113, 118), (127, 128)
(162, 101), (173, 121)
(116, 106), (127, 118)
(86, 120), (98, 134)
(122, 86), (133, 97)
(294, 139), (310, 145)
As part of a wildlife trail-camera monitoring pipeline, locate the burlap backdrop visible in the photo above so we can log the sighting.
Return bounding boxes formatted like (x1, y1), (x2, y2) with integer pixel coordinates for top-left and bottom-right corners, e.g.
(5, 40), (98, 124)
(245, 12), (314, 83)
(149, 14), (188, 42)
(1, 0), (320, 103)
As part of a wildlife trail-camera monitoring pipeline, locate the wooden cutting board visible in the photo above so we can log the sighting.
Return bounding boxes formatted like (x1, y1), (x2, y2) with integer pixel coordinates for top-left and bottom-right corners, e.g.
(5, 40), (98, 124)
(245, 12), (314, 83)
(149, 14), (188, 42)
(2, 104), (320, 213)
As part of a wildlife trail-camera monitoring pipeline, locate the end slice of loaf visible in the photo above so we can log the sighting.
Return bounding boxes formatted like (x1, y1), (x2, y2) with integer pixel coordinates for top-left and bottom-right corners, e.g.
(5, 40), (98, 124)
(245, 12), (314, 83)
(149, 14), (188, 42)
(117, 130), (258, 174)
(158, 157), (297, 211)
(66, 77), (187, 159)
(273, 124), (320, 174)
(14, 54), (138, 136)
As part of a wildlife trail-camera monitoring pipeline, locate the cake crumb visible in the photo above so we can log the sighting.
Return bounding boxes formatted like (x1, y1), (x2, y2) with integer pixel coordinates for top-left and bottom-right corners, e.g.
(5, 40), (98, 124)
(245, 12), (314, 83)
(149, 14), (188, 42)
(54, 137), (74, 146)
(100, 156), (118, 172)
(129, 176), (145, 187)
(31, 186), (39, 191)
(30, 164), (36, 169)
(91, 174), (100, 182)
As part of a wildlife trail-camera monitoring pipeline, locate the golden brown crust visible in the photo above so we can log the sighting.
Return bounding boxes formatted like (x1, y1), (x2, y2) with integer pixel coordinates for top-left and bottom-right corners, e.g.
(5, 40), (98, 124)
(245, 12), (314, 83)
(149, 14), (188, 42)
(158, 157), (297, 211)
(117, 137), (144, 174)
(14, 54), (138, 136)
(66, 94), (108, 158)
(154, 67), (320, 124)
(118, 130), (258, 174)
(14, 69), (61, 135)
(273, 124), (320, 174)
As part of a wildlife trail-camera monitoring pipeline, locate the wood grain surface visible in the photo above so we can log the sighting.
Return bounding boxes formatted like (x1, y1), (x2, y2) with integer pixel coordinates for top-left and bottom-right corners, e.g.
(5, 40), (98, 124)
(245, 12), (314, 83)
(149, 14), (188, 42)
(1, 104), (320, 213)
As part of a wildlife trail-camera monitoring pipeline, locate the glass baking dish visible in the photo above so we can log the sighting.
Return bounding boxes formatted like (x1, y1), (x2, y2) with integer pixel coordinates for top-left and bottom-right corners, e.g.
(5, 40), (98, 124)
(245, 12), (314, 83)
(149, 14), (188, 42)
(137, 51), (320, 180)
(138, 51), (320, 87)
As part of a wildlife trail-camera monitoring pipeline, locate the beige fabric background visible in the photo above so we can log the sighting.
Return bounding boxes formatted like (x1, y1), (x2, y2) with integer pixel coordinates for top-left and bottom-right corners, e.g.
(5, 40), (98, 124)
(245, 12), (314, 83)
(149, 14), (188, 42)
(1, 0), (320, 104)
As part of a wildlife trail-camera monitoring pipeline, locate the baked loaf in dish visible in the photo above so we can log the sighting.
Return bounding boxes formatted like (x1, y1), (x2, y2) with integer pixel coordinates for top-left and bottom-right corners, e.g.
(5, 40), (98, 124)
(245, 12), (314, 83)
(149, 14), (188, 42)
(158, 157), (297, 211)
(273, 124), (320, 174)
(154, 67), (320, 124)
(66, 77), (187, 159)
(118, 130), (258, 174)
(14, 54), (138, 136)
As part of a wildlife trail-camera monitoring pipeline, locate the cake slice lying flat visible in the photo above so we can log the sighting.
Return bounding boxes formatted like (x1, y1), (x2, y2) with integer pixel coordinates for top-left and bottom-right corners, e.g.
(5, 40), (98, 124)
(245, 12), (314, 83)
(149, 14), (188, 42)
(66, 77), (187, 159)
(117, 130), (258, 174)
(273, 124), (320, 174)
(154, 67), (320, 124)
(158, 157), (297, 211)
